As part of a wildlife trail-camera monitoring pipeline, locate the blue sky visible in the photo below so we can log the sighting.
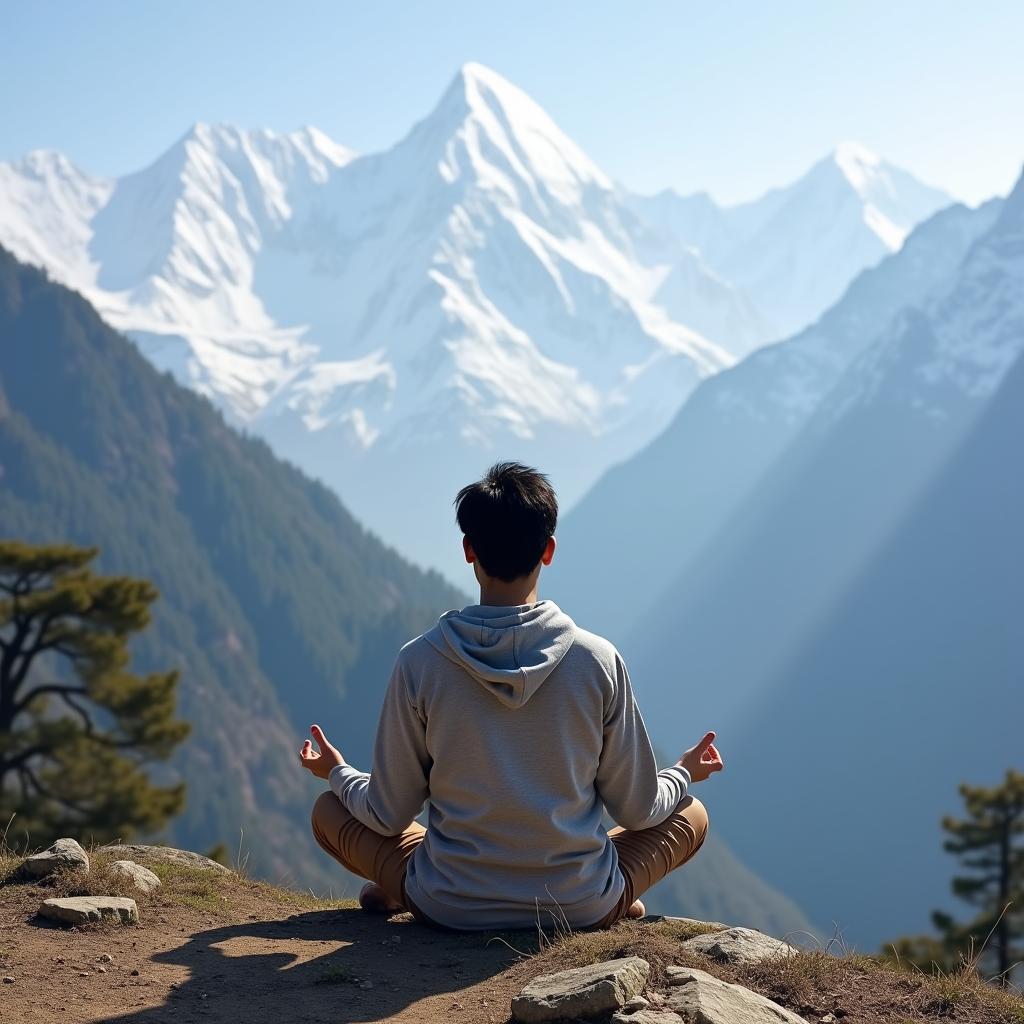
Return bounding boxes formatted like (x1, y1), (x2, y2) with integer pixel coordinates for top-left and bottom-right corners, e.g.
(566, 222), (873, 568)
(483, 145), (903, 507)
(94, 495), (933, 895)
(3, 0), (1022, 205)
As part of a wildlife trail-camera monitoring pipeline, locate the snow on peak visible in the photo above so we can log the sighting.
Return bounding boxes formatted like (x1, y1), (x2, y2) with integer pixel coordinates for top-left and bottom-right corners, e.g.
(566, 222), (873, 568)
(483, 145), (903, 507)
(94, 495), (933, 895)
(832, 140), (884, 189)
(408, 61), (612, 199)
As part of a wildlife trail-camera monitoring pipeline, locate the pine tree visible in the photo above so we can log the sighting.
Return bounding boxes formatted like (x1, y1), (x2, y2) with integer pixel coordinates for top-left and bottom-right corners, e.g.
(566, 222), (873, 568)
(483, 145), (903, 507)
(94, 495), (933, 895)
(0, 540), (189, 845)
(883, 770), (1023, 983)
(933, 770), (1024, 983)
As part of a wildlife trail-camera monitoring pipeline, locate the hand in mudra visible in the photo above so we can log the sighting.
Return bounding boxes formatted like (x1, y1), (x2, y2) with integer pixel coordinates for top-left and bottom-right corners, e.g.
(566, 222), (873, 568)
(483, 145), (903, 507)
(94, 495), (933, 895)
(298, 724), (346, 780)
(677, 731), (724, 783)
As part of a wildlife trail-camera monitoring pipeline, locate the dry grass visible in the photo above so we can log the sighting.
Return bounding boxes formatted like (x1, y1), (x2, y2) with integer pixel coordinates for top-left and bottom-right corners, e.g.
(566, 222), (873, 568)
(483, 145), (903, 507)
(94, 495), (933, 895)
(522, 921), (1024, 1024)
(2, 839), (357, 922)
(522, 916), (724, 988)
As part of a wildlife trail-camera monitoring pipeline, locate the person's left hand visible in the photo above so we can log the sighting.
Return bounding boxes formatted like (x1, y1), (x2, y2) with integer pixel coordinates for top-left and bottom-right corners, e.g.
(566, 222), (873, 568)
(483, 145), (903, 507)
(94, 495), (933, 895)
(298, 724), (346, 780)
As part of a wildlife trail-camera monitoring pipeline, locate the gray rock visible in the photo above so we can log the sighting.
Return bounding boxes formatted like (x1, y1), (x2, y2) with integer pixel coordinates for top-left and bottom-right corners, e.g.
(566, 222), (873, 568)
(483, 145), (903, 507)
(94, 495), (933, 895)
(99, 843), (230, 874)
(38, 896), (139, 927)
(22, 838), (89, 878)
(665, 967), (807, 1023)
(109, 860), (161, 893)
(612, 1012), (682, 1024)
(624, 995), (651, 1011)
(512, 956), (650, 1022)
(681, 927), (798, 966)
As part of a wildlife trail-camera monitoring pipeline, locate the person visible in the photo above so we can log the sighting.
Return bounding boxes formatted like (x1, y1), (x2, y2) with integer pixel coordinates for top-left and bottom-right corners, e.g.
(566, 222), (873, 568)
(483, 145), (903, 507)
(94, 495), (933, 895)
(300, 461), (722, 931)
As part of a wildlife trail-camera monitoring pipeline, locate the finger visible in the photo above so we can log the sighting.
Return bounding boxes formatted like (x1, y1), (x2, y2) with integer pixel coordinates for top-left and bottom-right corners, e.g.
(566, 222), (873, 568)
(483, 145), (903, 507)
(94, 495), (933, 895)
(697, 731), (716, 752)
(311, 724), (331, 750)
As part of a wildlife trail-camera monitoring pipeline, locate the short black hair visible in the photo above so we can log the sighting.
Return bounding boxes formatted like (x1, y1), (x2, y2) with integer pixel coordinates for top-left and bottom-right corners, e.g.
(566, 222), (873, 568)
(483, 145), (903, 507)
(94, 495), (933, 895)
(454, 462), (558, 583)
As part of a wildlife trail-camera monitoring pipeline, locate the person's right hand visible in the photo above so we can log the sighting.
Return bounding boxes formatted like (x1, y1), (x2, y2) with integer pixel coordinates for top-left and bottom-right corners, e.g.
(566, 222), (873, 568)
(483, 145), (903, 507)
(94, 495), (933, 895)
(677, 731), (724, 783)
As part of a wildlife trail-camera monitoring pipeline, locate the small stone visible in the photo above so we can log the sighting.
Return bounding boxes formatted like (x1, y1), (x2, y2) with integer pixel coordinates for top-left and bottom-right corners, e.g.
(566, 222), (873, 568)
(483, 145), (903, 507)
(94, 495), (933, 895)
(130, 969), (140, 977)
(623, 995), (651, 1011)
(109, 860), (161, 894)
(2, 976), (14, 984)
(665, 967), (807, 1024)
(22, 838), (90, 878)
(79, 972), (89, 978)
(97, 966), (107, 973)
(38, 896), (139, 927)
(98, 954), (114, 964)
(680, 926), (798, 966)
(821, 1016), (836, 1023)
(512, 956), (650, 1023)
(359, 980), (374, 990)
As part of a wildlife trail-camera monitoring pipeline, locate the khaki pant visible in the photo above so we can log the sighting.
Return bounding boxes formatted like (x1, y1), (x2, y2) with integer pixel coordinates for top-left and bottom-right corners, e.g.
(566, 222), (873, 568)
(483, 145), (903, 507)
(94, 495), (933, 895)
(311, 790), (709, 930)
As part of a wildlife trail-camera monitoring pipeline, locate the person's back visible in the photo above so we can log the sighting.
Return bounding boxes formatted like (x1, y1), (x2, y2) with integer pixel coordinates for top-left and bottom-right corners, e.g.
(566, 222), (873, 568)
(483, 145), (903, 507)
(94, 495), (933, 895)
(301, 461), (723, 930)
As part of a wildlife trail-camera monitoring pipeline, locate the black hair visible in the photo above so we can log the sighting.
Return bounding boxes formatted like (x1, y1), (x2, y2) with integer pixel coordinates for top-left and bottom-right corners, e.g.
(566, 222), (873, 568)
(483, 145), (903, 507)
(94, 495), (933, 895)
(454, 462), (558, 583)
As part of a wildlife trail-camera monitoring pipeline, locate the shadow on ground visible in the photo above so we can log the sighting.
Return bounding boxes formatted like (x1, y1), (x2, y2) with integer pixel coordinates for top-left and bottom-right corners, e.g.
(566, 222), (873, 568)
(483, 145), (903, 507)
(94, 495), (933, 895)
(103, 906), (536, 1024)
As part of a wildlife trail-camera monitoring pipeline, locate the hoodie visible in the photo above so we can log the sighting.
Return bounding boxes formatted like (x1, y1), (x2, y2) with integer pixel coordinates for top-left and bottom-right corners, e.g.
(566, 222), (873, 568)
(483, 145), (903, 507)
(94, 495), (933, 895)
(328, 600), (690, 930)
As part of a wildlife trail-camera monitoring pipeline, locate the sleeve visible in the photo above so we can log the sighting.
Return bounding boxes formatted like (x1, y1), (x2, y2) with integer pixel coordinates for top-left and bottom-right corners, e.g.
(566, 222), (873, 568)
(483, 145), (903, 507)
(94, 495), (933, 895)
(595, 650), (690, 830)
(328, 654), (431, 836)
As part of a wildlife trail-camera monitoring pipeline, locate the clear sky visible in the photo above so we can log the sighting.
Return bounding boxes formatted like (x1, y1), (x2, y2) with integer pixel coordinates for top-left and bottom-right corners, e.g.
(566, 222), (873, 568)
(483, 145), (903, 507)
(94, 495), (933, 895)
(3, 0), (1022, 206)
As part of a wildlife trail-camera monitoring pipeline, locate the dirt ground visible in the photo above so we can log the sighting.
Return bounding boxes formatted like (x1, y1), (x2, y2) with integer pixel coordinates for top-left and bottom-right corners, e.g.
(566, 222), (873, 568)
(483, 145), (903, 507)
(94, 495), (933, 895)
(0, 879), (535, 1024)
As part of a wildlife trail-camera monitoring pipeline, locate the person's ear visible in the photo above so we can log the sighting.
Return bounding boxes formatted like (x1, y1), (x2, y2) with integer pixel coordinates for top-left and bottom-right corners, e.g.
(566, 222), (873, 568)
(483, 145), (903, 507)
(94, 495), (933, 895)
(541, 536), (556, 566)
(463, 535), (475, 564)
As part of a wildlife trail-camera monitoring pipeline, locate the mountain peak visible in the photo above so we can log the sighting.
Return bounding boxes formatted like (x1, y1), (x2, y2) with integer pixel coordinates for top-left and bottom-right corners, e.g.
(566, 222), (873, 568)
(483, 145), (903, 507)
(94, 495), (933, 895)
(830, 140), (886, 191)
(406, 61), (612, 196)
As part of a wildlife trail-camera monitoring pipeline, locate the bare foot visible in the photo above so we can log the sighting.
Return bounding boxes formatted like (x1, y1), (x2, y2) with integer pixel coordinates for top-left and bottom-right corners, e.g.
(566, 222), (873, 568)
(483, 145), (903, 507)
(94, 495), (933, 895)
(358, 882), (405, 915)
(625, 899), (645, 919)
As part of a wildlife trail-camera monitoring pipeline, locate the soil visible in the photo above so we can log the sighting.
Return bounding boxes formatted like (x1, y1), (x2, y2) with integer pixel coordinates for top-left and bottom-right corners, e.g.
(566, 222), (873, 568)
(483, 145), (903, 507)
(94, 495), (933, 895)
(0, 879), (532, 1024)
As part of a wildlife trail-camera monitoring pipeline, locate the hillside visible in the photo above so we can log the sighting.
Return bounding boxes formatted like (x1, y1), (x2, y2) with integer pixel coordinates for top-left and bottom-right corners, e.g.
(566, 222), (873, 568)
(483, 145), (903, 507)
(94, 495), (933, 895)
(0, 243), (467, 885)
(548, 193), (1001, 640)
(2, 841), (1021, 1024)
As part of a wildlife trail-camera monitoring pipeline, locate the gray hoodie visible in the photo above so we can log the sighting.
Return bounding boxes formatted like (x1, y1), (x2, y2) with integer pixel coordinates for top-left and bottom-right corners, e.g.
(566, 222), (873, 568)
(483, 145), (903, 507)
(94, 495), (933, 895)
(328, 599), (690, 930)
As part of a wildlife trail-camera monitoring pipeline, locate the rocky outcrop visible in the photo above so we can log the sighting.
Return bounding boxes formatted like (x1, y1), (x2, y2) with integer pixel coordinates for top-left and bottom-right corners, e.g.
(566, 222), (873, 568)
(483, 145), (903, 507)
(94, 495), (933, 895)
(512, 956), (650, 1022)
(21, 838), (89, 878)
(99, 843), (230, 874)
(681, 926), (798, 966)
(665, 966), (807, 1023)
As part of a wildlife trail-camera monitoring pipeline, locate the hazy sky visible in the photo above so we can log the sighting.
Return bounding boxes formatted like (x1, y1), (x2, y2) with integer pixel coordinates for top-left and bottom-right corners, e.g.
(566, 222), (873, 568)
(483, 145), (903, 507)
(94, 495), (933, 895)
(3, 0), (1022, 206)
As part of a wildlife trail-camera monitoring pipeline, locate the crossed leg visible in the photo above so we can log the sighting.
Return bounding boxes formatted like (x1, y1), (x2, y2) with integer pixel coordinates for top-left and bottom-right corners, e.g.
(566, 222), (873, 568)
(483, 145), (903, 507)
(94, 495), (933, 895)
(311, 790), (708, 930)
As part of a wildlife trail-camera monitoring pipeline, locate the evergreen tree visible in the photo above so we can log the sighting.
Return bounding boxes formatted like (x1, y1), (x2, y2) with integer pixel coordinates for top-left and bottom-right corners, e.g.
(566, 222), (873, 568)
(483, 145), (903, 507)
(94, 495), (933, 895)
(0, 540), (189, 845)
(883, 770), (1023, 983)
(933, 770), (1024, 983)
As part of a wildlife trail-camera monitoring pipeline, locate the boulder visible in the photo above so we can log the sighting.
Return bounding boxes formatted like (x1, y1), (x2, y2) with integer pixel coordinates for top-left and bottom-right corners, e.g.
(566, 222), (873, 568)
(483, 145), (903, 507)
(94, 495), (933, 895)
(38, 896), (139, 927)
(99, 843), (230, 874)
(109, 860), (161, 894)
(22, 838), (89, 878)
(665, 967), (807, 1023)
(512, 956), (650, 1022)
(681, 927), (798, 966)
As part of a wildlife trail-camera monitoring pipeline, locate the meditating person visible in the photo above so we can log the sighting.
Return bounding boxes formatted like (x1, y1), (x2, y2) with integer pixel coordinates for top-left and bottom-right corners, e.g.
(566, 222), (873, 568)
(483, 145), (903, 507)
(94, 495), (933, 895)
(300, 461), (722, 930)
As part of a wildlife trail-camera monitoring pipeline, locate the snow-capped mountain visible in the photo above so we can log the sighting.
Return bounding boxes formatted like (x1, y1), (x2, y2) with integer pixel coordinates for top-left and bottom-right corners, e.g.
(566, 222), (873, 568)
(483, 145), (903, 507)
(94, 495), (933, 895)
(0, 63), (954, 579)
(626, 141), (953, 343)
(549, 191), (1004, 638)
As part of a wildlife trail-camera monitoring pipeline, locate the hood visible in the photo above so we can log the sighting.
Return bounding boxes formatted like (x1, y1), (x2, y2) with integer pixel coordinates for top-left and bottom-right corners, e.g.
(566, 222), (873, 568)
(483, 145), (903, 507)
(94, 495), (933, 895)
(425, 599), (577, 709)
